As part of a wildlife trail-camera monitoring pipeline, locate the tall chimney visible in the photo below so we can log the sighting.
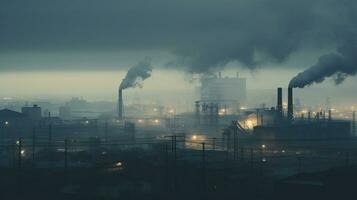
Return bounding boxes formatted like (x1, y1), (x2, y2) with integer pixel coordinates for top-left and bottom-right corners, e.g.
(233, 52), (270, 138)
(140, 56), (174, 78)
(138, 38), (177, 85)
(287, 87), (294, 121)
(118, 88), (123, 120)
(195, 101), (200, 127)
(277, 88), (283, 118)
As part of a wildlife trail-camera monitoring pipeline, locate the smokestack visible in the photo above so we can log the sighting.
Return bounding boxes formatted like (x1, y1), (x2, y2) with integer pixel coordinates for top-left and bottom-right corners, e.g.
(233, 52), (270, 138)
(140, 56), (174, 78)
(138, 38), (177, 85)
(195, 101), (200, 126)
(277, 88), (283, 118)
(118, 88), (123, 120)
(287, 87), (294, 121)
(328, 109), (332, 121)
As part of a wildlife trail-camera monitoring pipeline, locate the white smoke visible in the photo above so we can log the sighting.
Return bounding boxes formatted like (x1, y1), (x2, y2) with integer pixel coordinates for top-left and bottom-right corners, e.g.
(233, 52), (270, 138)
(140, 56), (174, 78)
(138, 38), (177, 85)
(119, 58), (153, 90)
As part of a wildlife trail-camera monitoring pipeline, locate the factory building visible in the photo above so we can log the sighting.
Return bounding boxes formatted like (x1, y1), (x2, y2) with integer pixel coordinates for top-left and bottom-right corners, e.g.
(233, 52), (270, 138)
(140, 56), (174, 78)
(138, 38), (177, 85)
(21, 104), (42, 121)
(59, 106), (71, 120)
(253, 88), (352, 140)
(200, 72), (246, 112)
(0, 109), (30, 127)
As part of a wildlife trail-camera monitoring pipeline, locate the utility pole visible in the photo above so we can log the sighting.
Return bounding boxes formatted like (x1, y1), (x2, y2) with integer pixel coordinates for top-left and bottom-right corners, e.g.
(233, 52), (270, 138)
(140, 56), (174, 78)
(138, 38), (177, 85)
(174, 135), (177, 160)
(18, 137), (23, 170)
(202, 143), (206, 168)
(226, 134), (230, 161)
(240, 148), (244, 163)
(64, 138), (68, 169)
(164, 142), (169, 191)
(17, 137), (23, 194)
(345, 152), (350, 167)
(32, 128), (36, 165)
(212, 137), (216, 151)
(94, 119), (98, 137)
(297, 157), (302, 174)
(202, 142), (207, 194)
(104, 120), (108, 141)
(232, 121), (238, 161)
(48, 123), (52, 149)
(164, 135), (182, 192)
(250, 148), (254, 169)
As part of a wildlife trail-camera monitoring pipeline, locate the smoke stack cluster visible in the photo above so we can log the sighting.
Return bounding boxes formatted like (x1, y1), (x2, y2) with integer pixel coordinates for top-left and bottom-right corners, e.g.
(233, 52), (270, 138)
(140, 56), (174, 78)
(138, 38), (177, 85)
(276, 87), (294, 122)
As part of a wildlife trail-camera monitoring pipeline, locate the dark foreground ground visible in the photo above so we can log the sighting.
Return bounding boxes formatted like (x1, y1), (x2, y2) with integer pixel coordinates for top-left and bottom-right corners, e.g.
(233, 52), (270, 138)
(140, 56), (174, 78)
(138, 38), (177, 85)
(1, 148), (357, 200)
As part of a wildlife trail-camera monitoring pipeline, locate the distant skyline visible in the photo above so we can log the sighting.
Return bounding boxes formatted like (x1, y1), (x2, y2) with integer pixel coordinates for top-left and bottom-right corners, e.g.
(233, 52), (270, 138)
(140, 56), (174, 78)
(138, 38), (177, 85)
(0, 68), (356, 101)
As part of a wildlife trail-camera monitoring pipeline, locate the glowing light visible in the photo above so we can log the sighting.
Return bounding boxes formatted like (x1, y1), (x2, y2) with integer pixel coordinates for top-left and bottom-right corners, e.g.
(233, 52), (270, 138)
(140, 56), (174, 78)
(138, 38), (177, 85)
(192, 135), (197, 140)
(262, 157), (267, 162)
(246, 120), (254, 129)
(218, 109), (227, 116)
(85, 120), (89, 124)
(21, 150), (25, 156)
(16, 140), (20, 145)
(168, 109), (175, 114)
(239, 117), (257, 130)
(138, 119), (143, 123)
(261, 144), (266, 149)
(282, 150), (285, 153)
(4, 121), (9, 125)
(115, 161), (123, 167)
(154, 119), (160, 124)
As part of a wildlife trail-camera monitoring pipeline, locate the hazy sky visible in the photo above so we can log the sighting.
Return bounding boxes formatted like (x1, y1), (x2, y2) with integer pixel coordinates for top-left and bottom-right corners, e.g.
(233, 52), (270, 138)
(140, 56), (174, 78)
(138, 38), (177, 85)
(1, 0), (357, 100)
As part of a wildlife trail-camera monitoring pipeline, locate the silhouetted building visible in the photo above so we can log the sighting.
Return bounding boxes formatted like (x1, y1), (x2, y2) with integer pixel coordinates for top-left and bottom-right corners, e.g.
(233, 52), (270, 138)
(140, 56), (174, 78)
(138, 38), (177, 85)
(200, 73), (246, 111)
(59, 106), (71, 119)
(0, 109), (31, 138)
(22, 104), (42, 121)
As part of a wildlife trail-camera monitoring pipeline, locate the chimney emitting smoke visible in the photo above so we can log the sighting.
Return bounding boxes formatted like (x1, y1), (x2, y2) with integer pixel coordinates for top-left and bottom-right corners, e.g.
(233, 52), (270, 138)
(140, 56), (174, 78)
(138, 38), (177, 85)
(287, 87), (293, 122)
(118, 89), (123, 120)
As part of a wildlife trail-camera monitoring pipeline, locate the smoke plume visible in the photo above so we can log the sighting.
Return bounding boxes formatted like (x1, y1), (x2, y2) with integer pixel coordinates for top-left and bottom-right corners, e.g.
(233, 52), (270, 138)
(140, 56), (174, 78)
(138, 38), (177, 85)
(289, 41), (357, 88)
(2, 0), (357, 78)
(119, 58), (153, 90)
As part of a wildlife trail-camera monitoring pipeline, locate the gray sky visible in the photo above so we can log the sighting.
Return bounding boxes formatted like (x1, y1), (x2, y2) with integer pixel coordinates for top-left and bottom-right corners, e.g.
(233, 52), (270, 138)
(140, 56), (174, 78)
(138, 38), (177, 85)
(1, 0), (357, 100)
(1, 0), (356, 70)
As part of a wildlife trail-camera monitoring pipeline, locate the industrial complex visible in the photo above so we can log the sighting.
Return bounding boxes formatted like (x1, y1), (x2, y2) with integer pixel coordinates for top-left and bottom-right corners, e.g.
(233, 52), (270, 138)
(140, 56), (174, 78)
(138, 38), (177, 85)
(0, 71), (356, 200)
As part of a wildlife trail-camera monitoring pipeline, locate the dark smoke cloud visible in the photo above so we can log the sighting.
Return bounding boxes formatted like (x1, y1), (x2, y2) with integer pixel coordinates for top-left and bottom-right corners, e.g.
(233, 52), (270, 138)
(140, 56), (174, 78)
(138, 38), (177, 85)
(119, 58), (152, 90)
(1, 0), (357, 79)
(289, 40), (357, 88)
